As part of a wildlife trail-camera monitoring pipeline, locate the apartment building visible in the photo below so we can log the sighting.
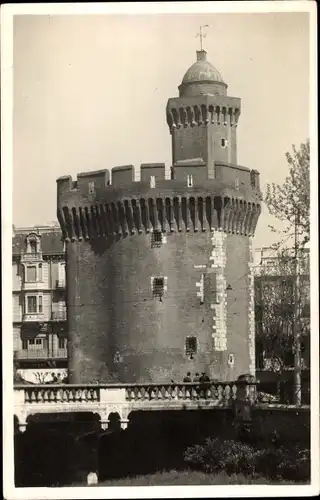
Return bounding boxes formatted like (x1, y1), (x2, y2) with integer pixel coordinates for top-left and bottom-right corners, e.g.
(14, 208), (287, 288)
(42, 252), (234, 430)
(12, 224), (67, 382)
(253, 246), (310, 370)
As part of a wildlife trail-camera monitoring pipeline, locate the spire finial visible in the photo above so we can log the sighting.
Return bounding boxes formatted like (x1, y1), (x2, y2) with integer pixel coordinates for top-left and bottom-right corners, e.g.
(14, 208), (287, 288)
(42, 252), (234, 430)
(196, 25), (210, 52)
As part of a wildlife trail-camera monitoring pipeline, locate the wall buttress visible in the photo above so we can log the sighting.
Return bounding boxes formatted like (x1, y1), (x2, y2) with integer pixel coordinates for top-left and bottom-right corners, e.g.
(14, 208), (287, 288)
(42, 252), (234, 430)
(99, 204), (108, 237)
(243, 203), (251, 235)
(72, 207), (81, 239)
(184, 197), (191, 231)
(193, 198), (200, 232)
(156, 199), (164, 232)
(223, 200), (232, 233)
(105, 203), (115, 236)
(239, 202), (246, 235)
(143, 199), (151, 233)
(132, 200), (142, 233)
(57, 208), (68, 240)
(228, 200), (235, 233)
(168, 198), (175, 232)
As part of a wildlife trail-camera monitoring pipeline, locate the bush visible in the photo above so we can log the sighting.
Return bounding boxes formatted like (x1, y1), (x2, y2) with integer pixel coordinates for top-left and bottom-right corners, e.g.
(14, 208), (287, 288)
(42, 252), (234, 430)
(184, 438), (310, 482)
(255, 445), (310, 481)
(184, 438), (257, 476)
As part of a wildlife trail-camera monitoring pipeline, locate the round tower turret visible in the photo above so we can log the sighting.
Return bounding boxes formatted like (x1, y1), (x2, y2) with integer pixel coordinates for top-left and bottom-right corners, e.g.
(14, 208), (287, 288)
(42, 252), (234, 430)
(179, 50), (228, 98)
(57, 50), (261, 385)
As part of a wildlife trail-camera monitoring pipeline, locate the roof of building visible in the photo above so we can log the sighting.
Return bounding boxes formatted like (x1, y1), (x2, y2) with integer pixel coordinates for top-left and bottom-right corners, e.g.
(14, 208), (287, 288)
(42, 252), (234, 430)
(12, 227), (64, 256)
(181, 50), (225, 85)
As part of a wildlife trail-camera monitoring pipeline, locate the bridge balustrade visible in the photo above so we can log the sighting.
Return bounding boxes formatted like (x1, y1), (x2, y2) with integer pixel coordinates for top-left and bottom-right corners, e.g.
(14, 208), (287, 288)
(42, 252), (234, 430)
(13, 382), (258, 432)
(16, 382), (257, 405)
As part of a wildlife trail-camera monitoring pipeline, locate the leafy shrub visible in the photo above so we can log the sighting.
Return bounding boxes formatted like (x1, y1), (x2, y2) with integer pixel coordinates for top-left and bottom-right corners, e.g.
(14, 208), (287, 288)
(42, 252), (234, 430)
(184, 438), (258, 476)
(184, 438), (310, 482)
(255, 445), (310, 481)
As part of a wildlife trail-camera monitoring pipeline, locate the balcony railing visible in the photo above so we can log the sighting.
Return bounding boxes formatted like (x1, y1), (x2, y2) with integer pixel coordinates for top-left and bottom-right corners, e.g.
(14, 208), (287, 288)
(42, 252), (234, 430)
(55, 280), (66, 289)
(20, 252), (43, 262)
(23, 313), (45, 322)
(51, 310), (67, 321)
(14, 348), (68, 360)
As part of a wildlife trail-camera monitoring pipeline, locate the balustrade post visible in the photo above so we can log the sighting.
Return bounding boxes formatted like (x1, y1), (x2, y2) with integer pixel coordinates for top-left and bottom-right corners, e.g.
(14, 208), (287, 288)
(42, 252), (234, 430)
(233, 376), (255, 439)
(18, 420), (27, 434)
(120, 419), (129, 430)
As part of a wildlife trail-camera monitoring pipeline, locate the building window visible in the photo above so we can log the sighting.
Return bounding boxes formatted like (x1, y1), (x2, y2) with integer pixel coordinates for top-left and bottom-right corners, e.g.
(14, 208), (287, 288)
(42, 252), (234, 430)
(26, 266), (37, 282)
(152, 277), (165, 298)
(26, 296), (37, 313)
(185, 336), (197, 358)
(22, 340), (28, 350)
(35, 338), (42, 345)
(221, 138), (228, 148)
(24, 264), (43, 282)
(38, 263), (43, 281)
(187, 175), (193, 187)
(150, 176), (156, 188)
(29, 339), (35, 345)
(151, 230), (163, 248)
(88, 181), (95, 194)
(58, 337), (66, 349)
(235, 177), (239, 190)
(25, 295), (43, 314)
(29, 239), (37, 254)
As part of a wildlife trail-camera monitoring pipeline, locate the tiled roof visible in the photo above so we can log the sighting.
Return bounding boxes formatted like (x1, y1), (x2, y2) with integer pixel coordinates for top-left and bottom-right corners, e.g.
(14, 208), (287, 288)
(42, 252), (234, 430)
(12, 228), (64, 256)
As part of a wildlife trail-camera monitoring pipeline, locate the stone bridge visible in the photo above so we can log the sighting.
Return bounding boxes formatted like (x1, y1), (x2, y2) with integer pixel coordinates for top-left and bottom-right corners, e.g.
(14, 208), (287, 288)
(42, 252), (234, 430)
(14, 382), (310, 485)
(15, 381), (260, 431)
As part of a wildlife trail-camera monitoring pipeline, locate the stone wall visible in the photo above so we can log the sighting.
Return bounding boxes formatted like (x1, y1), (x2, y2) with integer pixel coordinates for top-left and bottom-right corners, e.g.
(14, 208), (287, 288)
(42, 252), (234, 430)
(65, 229), (252, 383)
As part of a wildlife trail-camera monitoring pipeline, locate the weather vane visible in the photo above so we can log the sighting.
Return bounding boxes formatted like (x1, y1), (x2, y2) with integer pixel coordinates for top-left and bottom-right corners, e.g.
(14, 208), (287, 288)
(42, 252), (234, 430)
(196, 25), (210, 51)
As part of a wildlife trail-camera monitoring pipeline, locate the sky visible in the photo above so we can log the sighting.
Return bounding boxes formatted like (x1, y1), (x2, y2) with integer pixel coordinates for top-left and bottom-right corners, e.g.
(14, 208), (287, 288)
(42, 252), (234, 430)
(12, 11), (310, 249)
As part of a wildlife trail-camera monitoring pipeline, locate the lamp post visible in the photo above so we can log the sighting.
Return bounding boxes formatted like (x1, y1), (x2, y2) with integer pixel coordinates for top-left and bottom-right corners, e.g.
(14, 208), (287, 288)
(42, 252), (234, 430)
(293, 211), (302, 405)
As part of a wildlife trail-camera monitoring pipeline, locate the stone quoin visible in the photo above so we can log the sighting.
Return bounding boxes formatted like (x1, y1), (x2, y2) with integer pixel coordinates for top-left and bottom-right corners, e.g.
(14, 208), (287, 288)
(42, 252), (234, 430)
(57, 50), (261, 384)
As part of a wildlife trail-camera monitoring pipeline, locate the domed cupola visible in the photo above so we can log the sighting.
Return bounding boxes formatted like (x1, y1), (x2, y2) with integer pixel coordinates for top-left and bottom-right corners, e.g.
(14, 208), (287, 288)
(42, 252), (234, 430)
(178, 50), (228, 98)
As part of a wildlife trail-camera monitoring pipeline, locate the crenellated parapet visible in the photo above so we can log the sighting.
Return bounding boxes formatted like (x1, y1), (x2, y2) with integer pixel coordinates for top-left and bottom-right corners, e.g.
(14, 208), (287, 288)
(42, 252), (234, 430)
(166, 95), (241, 132)
(57, 170), (261, 242)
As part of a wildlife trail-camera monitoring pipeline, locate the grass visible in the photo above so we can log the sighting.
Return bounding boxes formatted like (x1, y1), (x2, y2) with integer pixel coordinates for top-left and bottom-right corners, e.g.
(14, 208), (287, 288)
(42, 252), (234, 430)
(85, 469), (298, 486)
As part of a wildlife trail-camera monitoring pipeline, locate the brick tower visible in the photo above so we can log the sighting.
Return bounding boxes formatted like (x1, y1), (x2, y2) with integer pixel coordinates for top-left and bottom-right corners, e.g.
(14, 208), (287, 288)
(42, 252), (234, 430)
(57, 50), (261, 384)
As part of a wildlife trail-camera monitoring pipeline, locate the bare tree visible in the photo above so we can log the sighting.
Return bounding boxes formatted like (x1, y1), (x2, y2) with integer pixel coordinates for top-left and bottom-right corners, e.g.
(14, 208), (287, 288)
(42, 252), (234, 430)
(264, 140), (310, 246)
(255, 248), (310, 372)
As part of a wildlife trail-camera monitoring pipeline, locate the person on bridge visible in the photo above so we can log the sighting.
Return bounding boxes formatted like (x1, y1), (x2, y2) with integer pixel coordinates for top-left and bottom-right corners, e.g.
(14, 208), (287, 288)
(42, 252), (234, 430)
(199, 372), (211, 398)
(193, 373), (200, 383)
(199, 372), (210, 383)
(183, 372), (192, 382)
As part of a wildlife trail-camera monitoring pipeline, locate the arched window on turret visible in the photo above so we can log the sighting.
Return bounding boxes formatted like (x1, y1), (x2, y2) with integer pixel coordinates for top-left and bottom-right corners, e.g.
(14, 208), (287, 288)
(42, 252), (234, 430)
(25, 233), (40, 255)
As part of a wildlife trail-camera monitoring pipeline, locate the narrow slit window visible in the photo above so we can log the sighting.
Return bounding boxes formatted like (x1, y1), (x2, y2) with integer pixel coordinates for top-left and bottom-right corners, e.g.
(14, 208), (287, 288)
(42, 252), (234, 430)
(151, 230), (163, 248)
(250, 171), (256, 188)
(152, 277), (165, 298)
(235, 177), (239, 190)
(150, 176), (156, 188)
(185, 336), (197, 358)
(88, 181), (95, 194)
(187, 174), (193, 187)
(228, 354), (235, 366)
(38, 296), (43, 313)
(221, 138), (228, 148)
